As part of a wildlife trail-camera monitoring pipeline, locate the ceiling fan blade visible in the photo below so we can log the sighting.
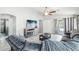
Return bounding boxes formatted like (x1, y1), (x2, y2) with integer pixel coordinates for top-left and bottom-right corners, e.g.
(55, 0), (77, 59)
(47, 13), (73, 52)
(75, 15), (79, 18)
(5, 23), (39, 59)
(49, 11), (56, 13)
(48, 13), (53, 15)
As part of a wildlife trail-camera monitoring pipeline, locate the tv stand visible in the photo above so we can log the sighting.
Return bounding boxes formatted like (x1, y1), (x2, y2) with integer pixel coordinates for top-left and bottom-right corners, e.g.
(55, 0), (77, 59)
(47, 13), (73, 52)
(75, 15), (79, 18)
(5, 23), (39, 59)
(24, 28), (38, 38)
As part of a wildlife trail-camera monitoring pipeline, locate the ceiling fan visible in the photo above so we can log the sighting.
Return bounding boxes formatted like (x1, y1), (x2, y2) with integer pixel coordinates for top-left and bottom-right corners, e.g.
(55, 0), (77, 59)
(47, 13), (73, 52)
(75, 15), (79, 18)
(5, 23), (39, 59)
(43, 7), (56, 16)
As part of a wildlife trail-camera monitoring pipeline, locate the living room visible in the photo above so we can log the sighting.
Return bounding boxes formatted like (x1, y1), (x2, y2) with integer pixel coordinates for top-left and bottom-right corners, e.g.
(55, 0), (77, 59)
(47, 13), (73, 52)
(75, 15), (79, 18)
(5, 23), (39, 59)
(0, 7), (79, 51)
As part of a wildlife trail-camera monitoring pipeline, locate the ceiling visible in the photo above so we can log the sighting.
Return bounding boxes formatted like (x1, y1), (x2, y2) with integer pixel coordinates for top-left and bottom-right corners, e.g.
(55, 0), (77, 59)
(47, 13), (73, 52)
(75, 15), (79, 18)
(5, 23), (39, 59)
(33, 7), (79, 16)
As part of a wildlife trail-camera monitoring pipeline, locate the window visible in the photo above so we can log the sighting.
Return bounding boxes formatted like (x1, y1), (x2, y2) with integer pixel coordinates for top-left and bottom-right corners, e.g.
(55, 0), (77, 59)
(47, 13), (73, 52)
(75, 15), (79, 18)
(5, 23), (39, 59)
(56, 19), (64, 35)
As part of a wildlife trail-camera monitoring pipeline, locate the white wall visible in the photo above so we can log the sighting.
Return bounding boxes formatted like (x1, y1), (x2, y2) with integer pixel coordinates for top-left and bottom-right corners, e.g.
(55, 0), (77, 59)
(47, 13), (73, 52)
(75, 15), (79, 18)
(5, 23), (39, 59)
(43, 20), (55, 33)
(0, 7), (43, 36)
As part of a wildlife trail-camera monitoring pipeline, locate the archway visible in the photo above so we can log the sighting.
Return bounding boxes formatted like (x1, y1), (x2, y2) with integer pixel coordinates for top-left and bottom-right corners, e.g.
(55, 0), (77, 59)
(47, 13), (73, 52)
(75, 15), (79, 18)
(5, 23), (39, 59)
(0, 14), (16, 37)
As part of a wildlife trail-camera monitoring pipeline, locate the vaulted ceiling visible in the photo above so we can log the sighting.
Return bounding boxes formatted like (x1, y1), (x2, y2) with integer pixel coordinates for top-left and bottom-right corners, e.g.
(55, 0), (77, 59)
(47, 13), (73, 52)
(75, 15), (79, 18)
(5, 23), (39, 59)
(34, 7), (79, 16)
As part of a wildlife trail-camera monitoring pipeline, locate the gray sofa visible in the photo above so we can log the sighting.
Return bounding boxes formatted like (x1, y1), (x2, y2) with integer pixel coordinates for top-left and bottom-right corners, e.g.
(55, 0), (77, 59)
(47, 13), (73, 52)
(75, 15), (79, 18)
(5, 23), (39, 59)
(6, 34), (79, 51)
(41, 34), (79, 51)
(6, 35), (41, 51)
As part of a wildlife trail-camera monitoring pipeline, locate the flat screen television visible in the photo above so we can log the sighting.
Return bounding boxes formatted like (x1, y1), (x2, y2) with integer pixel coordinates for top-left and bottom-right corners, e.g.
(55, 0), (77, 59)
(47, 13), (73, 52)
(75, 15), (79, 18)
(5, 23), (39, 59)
(26, 20), (37, 30)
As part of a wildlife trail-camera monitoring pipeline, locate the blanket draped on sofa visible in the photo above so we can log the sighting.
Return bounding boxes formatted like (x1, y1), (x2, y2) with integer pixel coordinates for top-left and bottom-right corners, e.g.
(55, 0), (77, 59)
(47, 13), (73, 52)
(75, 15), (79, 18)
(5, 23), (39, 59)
(41, 35), (79, 51)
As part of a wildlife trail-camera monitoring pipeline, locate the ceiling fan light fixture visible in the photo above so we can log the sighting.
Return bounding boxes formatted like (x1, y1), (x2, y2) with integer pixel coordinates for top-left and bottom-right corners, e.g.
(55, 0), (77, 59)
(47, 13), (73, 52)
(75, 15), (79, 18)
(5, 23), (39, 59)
(45, 12), (48, 15)
(43, 7), (57, 16)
